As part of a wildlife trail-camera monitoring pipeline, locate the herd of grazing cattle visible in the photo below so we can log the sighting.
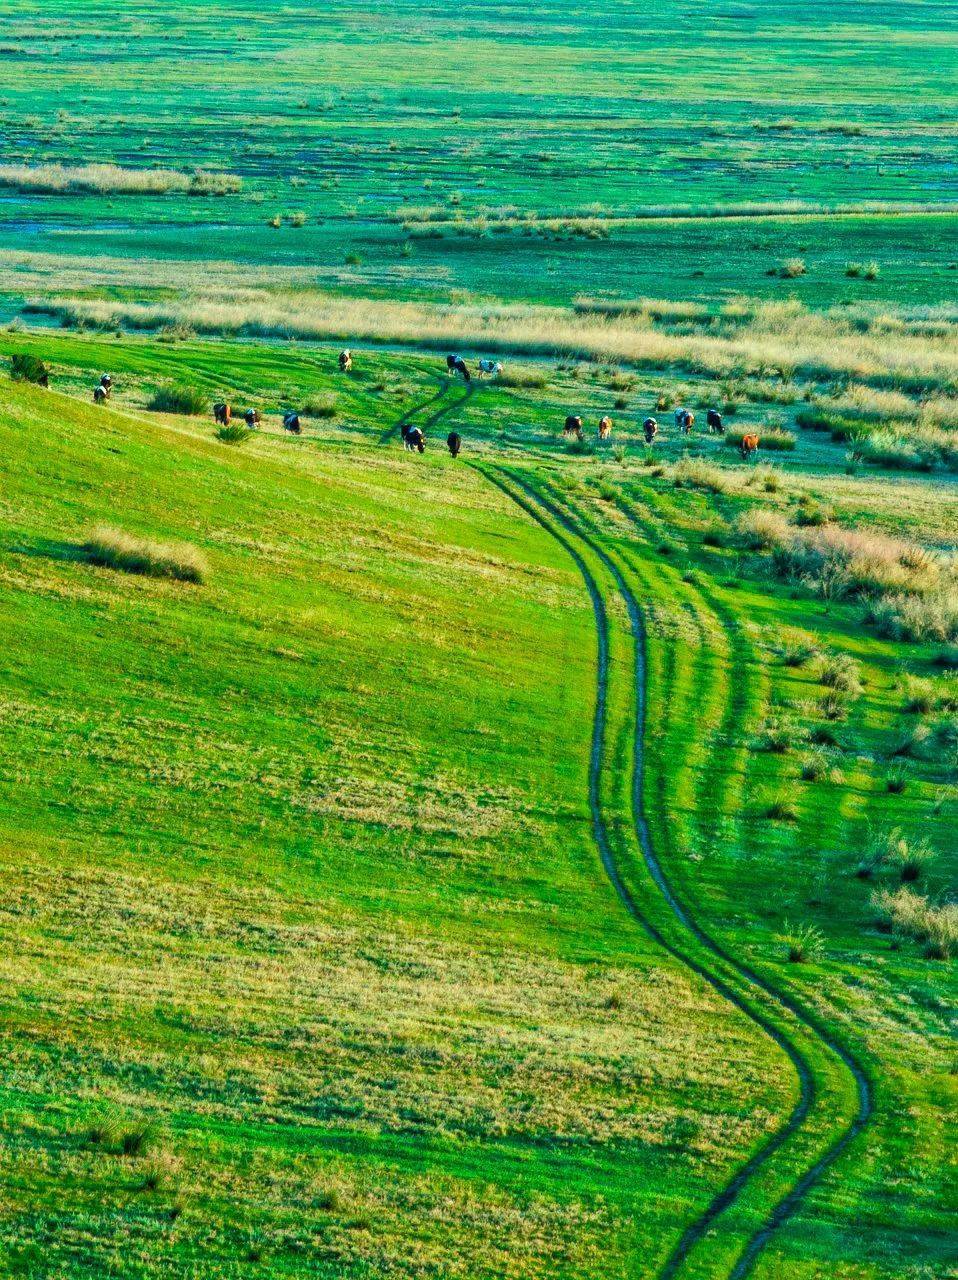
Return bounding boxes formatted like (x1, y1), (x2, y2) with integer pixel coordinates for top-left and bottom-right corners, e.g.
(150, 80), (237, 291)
(91, 351), (763, 460)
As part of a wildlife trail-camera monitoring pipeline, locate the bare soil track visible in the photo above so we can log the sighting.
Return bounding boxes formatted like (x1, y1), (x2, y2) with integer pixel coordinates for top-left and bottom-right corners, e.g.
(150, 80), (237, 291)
(477, 461), (872, 1280)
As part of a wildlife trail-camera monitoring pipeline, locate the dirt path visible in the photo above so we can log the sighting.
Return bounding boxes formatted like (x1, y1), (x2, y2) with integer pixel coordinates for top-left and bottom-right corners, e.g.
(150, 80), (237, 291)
(478, 462), (872, 1280)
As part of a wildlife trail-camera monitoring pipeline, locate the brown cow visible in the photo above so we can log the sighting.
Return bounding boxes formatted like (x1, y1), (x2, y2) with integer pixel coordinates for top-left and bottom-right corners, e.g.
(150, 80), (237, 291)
(563, 415), (584, 440)
(598, 416), (613, 440)
(676, 408), (695, 435)
(213, 401), (231, 426)
(740, 433), (760, 460)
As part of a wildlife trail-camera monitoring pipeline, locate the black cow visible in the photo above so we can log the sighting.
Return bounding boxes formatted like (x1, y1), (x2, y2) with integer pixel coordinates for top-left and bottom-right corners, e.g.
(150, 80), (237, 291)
(283, 412), (301, 434)
(563, 415), (584, 440)
(707, 409), (724, 434)
(244, 408), (261, 428)
(447, 431), (462, 458)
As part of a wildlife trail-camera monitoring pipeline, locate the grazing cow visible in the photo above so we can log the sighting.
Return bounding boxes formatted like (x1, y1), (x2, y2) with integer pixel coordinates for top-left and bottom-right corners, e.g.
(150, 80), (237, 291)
(676, 408), (695, 435)
(339, 349), (352, 373)
(99, 373), (112, 393)
(244, 408), (261, 428)
(707, 408), (724, 434)
(213, 401), (232, 426)
(643, 416), (658, 444)
(446, 353), (471, 382)
(447, 431), (462, 458)
(93, 385), (108, 405)
(477, 359), (502, 378)
(283, 412), (301, 434)
(740, 433), (760, 460)
(563, 415), (584, 440)
(598, 416), (613, 440)
(402, 424), (425, 453)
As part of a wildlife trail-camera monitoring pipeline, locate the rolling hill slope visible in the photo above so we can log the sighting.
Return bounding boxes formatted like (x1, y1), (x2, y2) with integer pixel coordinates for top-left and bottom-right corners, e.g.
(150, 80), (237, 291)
(0, 377), (793, 1278)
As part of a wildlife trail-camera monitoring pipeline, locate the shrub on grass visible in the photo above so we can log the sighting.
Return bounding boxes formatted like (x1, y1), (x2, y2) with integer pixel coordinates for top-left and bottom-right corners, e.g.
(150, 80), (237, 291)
(779, 257), (806, 279)
(566, 437), (595, 456)
(867, 591), (958, 644)
(84, 526), (207, 584)
(215, 423), (251, 444)
(86, 1112), (156, 1157)
(781, 637), (817, 666)
(817, 652), (862, 695)
(885, 762), (908, 794)
(147, 384), (206, 415)
(759, 718), (804, 753)
(845, 262), (863, 278)
(800, 751), (828, 782)
(139, 1154), (179, 1192)
(818, 691), (849, 721)
(302, 393), (338, 418)
(10, 352), (50, 385)
(672, 456), (733, 494)
(736, 508), (790, 550)
(780, 920), (824, 963)
(728, 427), (795, 452)
(872, 887), (957, 959)
(765, 796), (799, 822)
(897, 715), (958, 766)
(854, 429), (935, 472)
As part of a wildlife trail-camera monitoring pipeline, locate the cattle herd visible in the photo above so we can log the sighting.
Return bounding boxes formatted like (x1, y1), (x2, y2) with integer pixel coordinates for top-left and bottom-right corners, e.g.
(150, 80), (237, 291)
(90, 352), (763, 461)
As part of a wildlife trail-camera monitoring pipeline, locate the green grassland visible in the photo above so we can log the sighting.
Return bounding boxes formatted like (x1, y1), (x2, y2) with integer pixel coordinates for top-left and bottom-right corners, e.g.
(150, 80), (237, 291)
(0, 328), (954, 1279)
(1, 2), (956, 1276)
(0, 0), (957, 313)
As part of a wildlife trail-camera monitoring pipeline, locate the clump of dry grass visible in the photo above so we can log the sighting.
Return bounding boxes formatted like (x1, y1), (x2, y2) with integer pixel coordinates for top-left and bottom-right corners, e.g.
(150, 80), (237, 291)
(867, 591), (958, 644)
(83, 526), (208, 584)
(0, 162), (240, 195)
(817, 652), (862, 695)
(736, 508), (791, 550)
(672, 457), (734, 494)
(302, 393), (338, 418)
(873, 887), (958, 958)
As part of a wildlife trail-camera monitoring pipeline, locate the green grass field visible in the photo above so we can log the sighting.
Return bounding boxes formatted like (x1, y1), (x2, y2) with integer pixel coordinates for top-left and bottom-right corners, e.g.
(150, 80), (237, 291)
(1, 4), (955, 1277)
(0, 329), (954, 1278)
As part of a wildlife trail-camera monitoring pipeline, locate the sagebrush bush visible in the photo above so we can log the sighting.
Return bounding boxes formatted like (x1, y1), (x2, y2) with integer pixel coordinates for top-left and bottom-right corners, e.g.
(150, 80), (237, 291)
(759, 718), (804, 753)
(147, 383), (207, 415)
(84, 526), (208, 584)
(867, 591), (958, 644)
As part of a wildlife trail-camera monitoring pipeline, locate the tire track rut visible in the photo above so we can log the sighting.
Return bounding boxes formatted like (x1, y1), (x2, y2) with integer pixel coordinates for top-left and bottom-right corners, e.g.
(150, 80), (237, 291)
(478, 463), (872, 1280)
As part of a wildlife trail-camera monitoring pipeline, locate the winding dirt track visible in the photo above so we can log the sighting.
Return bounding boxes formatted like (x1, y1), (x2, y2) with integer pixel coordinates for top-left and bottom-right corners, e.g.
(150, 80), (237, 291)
(479, 463), (872, 1280)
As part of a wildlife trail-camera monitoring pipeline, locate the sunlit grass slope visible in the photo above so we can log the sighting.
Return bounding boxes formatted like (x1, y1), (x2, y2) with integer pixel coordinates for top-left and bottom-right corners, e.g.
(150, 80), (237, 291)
(0, 374), (792, 1278)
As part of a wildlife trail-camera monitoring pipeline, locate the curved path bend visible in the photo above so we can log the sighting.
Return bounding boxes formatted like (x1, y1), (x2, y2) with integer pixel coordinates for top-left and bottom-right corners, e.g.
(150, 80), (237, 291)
(477, 462), (871, 1280)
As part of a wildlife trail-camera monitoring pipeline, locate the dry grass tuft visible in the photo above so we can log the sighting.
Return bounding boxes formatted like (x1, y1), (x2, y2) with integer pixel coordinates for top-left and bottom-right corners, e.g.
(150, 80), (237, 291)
(83, 526), (208, 584)
(0, 162), (240, 195)
(873, 887), (958, 959)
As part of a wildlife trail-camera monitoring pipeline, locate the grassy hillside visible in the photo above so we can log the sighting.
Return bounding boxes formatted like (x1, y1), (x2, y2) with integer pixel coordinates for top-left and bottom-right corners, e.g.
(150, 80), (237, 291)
(0, 331), (954, 1279)
(0, 368), (802, 1278)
